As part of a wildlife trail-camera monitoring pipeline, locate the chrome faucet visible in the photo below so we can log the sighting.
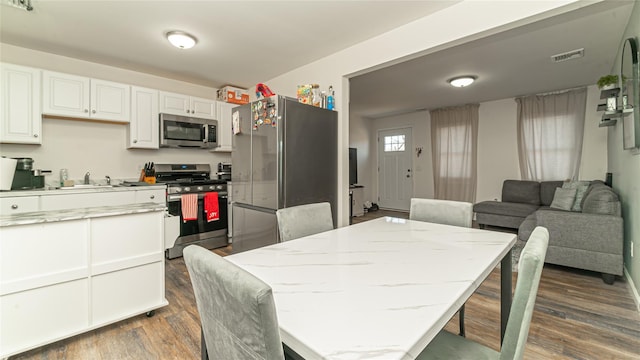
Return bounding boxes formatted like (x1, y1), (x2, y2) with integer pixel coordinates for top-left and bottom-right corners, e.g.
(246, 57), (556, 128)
(84, 172), (90, 185)
(105, 175), (111, 185)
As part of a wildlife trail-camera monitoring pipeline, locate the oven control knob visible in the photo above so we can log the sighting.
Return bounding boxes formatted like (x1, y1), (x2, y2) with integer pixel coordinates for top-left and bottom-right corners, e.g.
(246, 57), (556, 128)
(174, 187), (181, 193)
(197, 186), (204, 191)
(184, 187), (190, 192)
(216, 185), (223, 190)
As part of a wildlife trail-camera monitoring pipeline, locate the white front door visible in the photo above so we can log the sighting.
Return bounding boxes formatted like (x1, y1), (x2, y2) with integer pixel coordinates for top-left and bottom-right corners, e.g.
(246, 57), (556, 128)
(378, 127), (413, 211)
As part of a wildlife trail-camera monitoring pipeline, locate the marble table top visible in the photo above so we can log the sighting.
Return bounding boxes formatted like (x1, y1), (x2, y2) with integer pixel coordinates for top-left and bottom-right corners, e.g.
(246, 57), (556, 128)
(227, 216), (516, 360)
(0, 202), (166, 227)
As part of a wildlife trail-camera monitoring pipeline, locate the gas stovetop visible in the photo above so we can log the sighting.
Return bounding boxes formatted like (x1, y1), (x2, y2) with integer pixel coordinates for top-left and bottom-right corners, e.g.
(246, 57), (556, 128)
(154, 163), (228, 195)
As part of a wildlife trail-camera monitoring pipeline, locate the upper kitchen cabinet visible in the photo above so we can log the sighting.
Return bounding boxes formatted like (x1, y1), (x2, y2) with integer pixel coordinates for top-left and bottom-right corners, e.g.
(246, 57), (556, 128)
(128, 86), (159, 149)
(159, 91), (216, 119)
(42, 71), (130, 123)
(213, 101), (236, 152)
(0, 63), (42, 144)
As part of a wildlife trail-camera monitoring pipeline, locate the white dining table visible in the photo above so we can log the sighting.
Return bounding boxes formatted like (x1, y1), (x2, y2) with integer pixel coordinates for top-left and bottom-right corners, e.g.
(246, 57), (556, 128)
(226, 216), (516, 360)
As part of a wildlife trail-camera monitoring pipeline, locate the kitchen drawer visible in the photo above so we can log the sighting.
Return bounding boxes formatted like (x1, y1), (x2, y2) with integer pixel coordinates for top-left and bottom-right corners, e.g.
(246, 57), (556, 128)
(90, 212), (163, 272)
(91, 261), (163, 326)
(1, 220), (88, 295)
(1, 279), (89, 357)
(135, 189), (165, 204)
(40, 191), (135, 211)
(0, 196), (38, 215)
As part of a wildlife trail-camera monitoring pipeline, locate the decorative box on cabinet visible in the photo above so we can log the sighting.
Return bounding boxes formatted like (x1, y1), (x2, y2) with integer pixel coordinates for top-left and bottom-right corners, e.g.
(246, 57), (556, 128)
(42, 70), (130, 123)
(0, 63), (42, 144)
(128, 86), (159, 149)
(159, 91), (216, 119)
(213, 101), (236, 152)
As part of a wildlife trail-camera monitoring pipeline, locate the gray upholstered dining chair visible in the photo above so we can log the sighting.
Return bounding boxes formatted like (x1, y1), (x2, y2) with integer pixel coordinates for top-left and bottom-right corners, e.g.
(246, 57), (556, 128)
(409, 198), (473, 228)
(417, 226), (549, 360)
(276, 202), (334, 242)
(183, 245), (285, 360)
(410, 198), (473, 336)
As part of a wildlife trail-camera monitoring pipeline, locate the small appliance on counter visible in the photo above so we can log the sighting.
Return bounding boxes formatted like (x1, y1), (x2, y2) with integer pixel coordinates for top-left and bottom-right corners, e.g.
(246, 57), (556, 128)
(217, 162), (231, 181)
(10, 158), (50, 190)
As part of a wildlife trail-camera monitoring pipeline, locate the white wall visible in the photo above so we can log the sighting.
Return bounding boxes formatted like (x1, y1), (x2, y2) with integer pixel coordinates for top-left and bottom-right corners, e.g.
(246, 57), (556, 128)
(0, 43), (230, 185)
(608, 0), (640, 307)
(352, 86), (607, 206)
(264, 0), (591, 226)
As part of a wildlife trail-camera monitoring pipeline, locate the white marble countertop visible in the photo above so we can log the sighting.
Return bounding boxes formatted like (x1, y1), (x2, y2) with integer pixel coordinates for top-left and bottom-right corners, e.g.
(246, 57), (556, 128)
(0, 202), (167, 227)
(0, 184), (166, 198)
(227, 217), (516, 360)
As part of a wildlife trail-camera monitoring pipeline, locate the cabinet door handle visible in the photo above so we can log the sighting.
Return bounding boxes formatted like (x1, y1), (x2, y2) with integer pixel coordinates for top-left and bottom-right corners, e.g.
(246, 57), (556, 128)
(84, 109), (89, 113)
(33, 134), (38, 138)
(92, 110), (96, 114)
(11, 204), (18, 209)
(133, 139), (138, 143)
(150, 195), (155, 199)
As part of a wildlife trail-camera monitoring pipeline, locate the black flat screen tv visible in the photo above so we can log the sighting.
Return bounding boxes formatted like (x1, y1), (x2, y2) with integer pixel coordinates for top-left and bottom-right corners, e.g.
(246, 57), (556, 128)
(349, 147), (357, 185)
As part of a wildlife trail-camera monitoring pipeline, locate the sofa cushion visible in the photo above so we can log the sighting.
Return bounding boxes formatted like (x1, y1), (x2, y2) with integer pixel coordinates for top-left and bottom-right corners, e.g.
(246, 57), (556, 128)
(502, 180), (541, 205)
(580, 180), (608, 210)
(582, 188), (621, 216)
(473, 201), (539, 218)
(550, 187), (577, 211)
(562, 180), (590, 212)
(540, 181), (564, 206)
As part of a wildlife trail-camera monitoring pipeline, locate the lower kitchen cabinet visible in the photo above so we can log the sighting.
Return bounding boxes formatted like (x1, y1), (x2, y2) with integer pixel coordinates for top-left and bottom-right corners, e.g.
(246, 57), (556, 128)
(0, 207), (167, 359)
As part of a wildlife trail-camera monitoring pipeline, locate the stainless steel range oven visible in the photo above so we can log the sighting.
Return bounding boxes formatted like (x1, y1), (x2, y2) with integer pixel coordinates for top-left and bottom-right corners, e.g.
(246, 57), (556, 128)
(156, 164), (228, 259)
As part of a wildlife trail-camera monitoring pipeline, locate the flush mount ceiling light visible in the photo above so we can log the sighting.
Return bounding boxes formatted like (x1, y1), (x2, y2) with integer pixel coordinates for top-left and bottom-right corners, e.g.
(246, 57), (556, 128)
(166, 31), (197, 49)
(448, 76), (477, 88)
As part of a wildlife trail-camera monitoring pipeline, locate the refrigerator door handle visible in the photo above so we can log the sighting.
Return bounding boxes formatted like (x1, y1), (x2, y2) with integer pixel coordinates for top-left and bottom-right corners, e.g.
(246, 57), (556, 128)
(234, 202), (277, 215)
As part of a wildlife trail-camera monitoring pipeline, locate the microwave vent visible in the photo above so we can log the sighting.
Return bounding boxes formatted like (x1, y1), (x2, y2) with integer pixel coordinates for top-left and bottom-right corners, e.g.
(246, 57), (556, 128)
(551, 48), (584, 63)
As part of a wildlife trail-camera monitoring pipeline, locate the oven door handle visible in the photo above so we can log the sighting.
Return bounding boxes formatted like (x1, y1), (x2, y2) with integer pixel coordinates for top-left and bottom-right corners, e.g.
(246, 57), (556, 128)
(168, 193), (228, 202)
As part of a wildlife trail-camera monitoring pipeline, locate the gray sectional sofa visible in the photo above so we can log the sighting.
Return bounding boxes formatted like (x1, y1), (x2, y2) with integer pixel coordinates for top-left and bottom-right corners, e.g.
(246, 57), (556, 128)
(474, 180), (623, 284)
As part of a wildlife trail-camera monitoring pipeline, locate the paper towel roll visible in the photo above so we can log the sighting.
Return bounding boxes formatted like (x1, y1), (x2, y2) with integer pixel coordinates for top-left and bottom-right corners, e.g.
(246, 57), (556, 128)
(0, 157), (17, 190)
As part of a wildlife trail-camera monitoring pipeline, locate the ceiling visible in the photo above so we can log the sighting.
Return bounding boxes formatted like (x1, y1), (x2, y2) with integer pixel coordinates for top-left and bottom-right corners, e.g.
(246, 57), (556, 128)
(350, 1), (635, 118)
(0, 0), (456, 89)
(1, 1), (634, 120)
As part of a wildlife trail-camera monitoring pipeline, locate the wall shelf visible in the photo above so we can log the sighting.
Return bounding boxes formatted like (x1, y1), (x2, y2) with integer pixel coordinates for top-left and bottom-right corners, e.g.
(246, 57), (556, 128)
(599, 118), (617, 127)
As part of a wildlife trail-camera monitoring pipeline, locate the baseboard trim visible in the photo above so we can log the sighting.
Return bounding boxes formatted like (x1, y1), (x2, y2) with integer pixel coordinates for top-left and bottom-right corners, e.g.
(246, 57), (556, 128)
(623, 267), (640, 313)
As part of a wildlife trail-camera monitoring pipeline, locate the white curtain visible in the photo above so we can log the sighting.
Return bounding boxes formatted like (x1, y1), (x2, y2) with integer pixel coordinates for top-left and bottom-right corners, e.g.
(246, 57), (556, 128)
(430, 104), (478, 202)
(516, 88), (587, 181)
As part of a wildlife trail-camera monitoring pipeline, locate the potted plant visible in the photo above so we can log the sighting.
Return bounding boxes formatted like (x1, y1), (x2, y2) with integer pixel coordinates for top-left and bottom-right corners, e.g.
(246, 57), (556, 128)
(597, 75), (619, 89)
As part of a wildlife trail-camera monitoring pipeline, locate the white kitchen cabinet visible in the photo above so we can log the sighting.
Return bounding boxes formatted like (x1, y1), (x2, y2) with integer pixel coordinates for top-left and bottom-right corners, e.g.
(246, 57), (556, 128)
(128, 86), (159, 149)
(1, 220), (90, 357)
(159, 91), (216, 119)
(0, 207), (166, 359)
(0, 63), (41, 144)
(40, 191), (136, 211)
(134, 189), (165, 204)
(42, 71), (130, 123)
(213, 101), (236, 152)
(0, 196), (39, 215)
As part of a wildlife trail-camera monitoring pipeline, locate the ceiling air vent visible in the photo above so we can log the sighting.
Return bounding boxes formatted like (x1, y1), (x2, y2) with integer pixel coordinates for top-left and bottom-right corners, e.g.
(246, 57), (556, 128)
(551, 48), (584, 63)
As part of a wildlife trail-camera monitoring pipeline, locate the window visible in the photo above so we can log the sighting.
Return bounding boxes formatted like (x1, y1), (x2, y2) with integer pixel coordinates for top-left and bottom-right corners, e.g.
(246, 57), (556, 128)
(384, 135), (405, 152)
(429, 104), (478, 202)
(516, 88), (587, 181)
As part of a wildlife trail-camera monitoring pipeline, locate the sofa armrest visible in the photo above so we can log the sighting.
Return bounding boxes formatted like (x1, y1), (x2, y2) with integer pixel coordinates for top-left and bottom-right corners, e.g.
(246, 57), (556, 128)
(535, 210), (623, 255)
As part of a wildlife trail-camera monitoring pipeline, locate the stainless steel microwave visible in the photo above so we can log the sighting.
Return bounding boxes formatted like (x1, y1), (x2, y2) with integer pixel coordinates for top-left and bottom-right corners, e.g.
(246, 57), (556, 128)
(160, 113), (218, 149)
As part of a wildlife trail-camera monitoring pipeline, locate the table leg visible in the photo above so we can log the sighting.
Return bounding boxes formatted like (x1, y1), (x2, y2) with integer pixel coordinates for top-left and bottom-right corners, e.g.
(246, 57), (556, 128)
(500, 249), (512, 345)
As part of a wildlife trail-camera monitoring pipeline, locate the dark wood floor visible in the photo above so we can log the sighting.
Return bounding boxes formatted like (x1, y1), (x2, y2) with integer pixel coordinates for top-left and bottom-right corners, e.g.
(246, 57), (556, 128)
(12, 210), (640, 359)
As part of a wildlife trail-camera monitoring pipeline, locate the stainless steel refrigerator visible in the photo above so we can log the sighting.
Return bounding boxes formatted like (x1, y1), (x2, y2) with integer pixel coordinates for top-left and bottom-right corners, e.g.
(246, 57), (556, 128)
(231, 95), (337, 253)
